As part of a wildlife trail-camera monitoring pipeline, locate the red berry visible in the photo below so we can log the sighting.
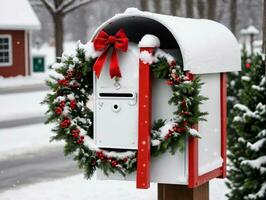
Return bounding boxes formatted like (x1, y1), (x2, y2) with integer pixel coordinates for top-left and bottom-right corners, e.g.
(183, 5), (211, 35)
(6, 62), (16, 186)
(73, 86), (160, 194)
(71, 129), (80, 139)
(168, 130), (173, 135)
(170, 60), (176, 67)
(175, 76), (180, 82)
(65, 71), (73, 80)
(179, 127), (186, 133)
(123, 158), (128, 162)
(111, 160), (117, 167)
(185, 72), (194, 81)
(71, 129), (80, 134)
(99, 156), (105, 160)
(173, 126), (178, 132)
(182, 111), (190, 116)
(60, 118), (71, 129)
(182, 121), (188, 126)
(77, 139), (84, 144)
(70, 100), (76, 110)
(80, 135), (84, 140)
(58, 79), (68, 86)
(55, 107), (62, 115)
(245, 63), (251, 68)
(181, 100), (187, 109)
(96, 151), (104, 159)
(59, 101), (65, 108)
(167, 80), (174, 85)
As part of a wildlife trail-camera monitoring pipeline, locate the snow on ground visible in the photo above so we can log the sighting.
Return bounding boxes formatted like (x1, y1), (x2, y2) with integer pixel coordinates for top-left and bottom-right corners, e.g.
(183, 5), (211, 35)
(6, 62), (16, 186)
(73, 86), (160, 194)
(210, 178), (229, 200)
(0, 73), (49, 89)
(0, 91), (47, 122)
(0, 123), (63, 160)
(0, 42), (77, 89)
(0, 174), (227, 200)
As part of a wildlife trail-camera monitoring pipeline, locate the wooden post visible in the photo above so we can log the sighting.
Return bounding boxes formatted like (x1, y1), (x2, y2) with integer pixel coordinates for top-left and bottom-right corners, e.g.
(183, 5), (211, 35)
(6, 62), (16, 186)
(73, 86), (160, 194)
(158, 182), (209, 200)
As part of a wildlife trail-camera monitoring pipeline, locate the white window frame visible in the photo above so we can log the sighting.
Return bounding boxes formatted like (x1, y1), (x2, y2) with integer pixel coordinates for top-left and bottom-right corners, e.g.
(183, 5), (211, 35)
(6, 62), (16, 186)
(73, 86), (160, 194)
(0, 34), (13, 67)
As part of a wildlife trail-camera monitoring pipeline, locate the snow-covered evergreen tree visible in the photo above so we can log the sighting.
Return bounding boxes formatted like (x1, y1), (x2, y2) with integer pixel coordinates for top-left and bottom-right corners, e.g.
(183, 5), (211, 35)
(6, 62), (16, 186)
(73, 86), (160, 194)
(226, 54), (266, 200)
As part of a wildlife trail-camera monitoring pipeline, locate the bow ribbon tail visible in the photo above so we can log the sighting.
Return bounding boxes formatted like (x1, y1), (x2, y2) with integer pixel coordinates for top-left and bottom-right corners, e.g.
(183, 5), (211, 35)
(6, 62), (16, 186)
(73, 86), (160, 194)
(93, 49), (109, 78)
(110, 48), (121, 79)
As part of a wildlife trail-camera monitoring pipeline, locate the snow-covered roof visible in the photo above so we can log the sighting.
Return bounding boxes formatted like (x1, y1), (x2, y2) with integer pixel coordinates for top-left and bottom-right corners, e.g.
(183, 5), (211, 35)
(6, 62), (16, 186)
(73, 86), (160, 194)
(92, 8), (241, 74)
(0, 0), (41, 30)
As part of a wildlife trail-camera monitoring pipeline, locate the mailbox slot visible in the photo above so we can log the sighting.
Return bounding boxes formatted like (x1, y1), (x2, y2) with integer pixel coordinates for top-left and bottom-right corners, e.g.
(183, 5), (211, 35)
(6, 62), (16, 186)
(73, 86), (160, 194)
(99, 92), (135, 99)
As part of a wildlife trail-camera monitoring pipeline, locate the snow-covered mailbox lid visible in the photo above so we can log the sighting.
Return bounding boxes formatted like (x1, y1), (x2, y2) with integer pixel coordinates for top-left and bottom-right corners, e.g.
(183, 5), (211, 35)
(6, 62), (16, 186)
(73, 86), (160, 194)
(92, 8), (241, 189)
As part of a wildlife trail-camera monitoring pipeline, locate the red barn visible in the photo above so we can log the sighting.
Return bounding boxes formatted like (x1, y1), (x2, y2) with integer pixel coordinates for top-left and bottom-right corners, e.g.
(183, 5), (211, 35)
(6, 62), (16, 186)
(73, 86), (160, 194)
(0, 0), (41, 77)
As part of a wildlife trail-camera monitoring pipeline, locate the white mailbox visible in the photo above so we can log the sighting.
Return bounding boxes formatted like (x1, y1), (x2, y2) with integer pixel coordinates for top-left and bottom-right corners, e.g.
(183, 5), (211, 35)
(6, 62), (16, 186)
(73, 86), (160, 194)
(92, 8), (241, 188)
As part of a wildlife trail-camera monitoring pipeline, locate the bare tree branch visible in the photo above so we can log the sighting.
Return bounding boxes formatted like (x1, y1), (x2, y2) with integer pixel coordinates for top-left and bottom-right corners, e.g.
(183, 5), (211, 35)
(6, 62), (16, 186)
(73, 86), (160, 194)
(40, 0), (56, 14)
(62, 0), (97, 15)
(56, 0), (75, 13)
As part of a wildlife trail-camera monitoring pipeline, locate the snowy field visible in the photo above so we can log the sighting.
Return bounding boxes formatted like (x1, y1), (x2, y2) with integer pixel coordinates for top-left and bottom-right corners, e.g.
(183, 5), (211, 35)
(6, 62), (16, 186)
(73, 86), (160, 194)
(0, 174), (227, 200)
(0, 123), (63, 160)
(0, 91), (47, 122)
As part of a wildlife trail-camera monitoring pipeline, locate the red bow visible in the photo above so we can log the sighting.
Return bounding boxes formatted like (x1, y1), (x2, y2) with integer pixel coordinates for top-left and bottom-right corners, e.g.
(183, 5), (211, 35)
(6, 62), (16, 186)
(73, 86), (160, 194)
(93, 29), (128, 79)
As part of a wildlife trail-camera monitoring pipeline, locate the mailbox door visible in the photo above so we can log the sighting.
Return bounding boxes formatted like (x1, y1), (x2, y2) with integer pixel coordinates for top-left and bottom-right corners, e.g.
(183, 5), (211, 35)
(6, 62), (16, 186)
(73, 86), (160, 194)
(94, 44), (139, 150)
(96, 78), (188, 184)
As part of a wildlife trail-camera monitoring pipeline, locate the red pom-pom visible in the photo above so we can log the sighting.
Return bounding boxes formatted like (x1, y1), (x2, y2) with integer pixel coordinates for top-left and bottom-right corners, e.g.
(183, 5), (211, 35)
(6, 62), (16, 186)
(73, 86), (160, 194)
(70, 100), (77, 110)
(245, 63), (251, 68)
(60, 118), (71, 128)
(55, 107), (62, 115)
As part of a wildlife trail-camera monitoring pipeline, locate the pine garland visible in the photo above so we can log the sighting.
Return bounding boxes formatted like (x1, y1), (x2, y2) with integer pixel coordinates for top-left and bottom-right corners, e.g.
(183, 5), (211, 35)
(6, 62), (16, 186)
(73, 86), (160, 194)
(43, 43), (207, 178)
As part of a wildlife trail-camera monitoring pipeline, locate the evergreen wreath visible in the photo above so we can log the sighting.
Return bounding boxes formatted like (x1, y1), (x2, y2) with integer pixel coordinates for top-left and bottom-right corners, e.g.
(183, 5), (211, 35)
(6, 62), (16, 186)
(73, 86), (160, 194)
(43, 42), (207, 178)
